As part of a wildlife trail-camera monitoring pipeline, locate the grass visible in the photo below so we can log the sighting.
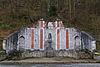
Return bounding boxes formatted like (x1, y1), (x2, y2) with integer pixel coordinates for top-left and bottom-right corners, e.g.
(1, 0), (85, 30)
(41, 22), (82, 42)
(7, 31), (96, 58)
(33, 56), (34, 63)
(96, 41), (100, 56)
(97, 52), (100, 56)
(0, 45), (3, 51)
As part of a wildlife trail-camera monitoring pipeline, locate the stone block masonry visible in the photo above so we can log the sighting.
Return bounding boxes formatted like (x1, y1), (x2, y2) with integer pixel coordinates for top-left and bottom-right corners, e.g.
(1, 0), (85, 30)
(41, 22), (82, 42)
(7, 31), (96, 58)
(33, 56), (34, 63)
(2, 19), (96, 58)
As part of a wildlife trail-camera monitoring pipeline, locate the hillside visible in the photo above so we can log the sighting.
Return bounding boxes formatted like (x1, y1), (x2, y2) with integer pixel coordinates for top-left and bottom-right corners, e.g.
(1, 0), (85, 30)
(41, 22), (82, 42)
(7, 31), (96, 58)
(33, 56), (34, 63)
(0, 0), (100, 49)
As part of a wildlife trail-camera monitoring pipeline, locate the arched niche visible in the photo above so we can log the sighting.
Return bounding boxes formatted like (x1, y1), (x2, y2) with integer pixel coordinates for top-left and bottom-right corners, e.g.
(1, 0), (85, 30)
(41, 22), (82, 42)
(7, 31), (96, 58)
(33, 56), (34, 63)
(18, 36), (25, 49)
(74, 36), (81, 50)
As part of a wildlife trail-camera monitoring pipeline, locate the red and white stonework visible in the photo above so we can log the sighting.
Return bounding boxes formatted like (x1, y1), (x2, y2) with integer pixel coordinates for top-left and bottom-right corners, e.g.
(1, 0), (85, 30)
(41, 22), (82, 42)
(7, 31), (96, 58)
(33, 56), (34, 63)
(2, 19), (96, 58)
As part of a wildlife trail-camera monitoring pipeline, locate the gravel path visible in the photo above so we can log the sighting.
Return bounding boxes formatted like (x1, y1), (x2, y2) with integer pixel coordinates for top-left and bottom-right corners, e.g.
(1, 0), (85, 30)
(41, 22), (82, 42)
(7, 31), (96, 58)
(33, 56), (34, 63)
(1, 63), (100, 67)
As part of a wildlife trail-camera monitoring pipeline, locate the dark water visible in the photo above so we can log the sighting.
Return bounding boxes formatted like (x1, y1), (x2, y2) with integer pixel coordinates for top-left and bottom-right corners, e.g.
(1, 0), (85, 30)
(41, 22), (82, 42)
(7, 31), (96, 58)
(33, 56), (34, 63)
(0, 64), (100, 67)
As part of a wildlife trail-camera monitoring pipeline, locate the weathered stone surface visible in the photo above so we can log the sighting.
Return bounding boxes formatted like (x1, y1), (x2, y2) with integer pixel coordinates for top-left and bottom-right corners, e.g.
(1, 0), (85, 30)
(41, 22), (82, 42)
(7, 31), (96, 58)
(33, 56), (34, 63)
(76, 50), (94, 59)
(2, 20), (96, 58)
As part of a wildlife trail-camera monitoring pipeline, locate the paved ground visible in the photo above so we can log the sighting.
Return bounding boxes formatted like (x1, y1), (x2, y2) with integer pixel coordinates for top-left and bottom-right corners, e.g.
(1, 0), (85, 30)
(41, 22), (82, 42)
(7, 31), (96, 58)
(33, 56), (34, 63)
(0, 57), (100, 65)
(1, 63), (100, 67)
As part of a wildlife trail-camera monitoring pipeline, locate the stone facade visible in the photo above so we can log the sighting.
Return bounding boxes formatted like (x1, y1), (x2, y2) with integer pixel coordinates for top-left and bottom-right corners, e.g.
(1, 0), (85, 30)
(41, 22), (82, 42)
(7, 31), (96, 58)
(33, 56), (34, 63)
(2, 19), (96, 58)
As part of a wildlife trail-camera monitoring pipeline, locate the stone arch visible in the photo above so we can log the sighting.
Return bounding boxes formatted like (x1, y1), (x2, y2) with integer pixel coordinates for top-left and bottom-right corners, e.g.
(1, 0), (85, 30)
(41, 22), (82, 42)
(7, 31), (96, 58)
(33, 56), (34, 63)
(18, 36), (25, 50)
(74, 36), (81, 50)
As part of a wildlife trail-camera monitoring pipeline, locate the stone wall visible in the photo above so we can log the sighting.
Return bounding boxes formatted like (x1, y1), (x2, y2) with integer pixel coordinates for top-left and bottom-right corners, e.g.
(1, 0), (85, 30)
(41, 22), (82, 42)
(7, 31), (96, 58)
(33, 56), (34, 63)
(3, 26), (95, 58)
(21, 49), (77, 58)
(4, 31), (19, 53)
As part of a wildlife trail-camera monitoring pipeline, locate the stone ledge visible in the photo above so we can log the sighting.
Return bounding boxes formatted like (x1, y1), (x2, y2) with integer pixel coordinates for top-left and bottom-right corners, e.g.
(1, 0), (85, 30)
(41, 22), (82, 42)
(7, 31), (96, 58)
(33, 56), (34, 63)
(0, 58), (100, 65)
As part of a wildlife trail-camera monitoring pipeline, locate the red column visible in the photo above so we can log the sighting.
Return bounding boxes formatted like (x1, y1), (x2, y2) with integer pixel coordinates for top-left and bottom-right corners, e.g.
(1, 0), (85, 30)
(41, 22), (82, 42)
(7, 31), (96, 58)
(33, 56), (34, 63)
(66, 29), (69, 49)
(31, 29), (34, 48)
(57, 29), (60, 49)
(41, 21), (43, 27)
(40, 29), (43, 49)
(57, 21), (59, 27)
